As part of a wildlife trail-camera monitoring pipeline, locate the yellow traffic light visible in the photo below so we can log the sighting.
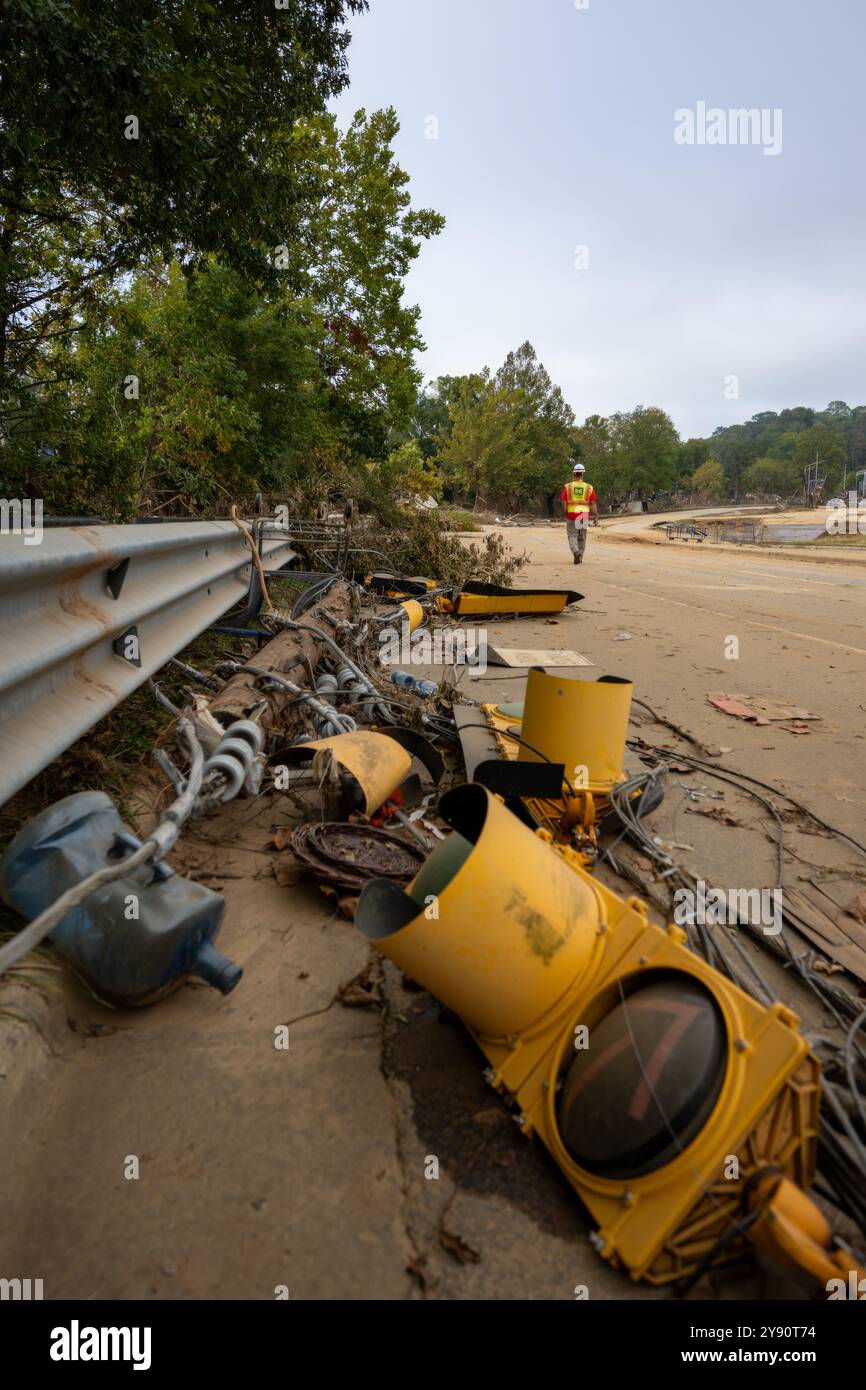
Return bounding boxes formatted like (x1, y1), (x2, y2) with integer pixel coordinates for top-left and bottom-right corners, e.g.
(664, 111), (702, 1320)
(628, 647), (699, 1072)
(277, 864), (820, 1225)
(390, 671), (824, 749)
(467, 669), (646, 852)
(518, 667), (633, 793)
(398, 599), (424, 633)
(356, 784), (822, 1286)
(278, 731), (411, 816)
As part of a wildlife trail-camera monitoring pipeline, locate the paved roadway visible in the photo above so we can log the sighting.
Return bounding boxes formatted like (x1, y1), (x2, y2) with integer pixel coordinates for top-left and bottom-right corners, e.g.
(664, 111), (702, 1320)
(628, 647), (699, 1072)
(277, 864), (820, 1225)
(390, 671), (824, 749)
(493, 513), (866, 853)
(1, 515), (863, 1305)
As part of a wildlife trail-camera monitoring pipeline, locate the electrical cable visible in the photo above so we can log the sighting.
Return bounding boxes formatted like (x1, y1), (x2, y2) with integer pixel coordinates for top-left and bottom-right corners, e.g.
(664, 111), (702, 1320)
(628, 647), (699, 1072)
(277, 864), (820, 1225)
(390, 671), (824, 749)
(229, 505), (274, 613)
(230, 663), (357, 737)
(453, 723), (577, 798)
(147, 679), (182, 717)
(631, 718), (866, 861)
(844, 1007), (866, 1139)
(168, 658), (221, 692)
(264, 616), (392, 722)
(603, 745), (866, 1227)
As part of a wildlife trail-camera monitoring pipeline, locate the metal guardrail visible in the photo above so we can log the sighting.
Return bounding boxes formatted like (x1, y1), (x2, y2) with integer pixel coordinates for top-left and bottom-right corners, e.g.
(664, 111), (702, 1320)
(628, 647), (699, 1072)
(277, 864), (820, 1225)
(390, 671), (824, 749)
(0, 520), (296, 806)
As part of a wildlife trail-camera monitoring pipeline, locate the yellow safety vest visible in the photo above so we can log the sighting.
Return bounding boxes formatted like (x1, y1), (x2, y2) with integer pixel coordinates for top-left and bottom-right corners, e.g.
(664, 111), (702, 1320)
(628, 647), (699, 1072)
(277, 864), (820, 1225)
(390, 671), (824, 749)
(565, 481), (592, 518)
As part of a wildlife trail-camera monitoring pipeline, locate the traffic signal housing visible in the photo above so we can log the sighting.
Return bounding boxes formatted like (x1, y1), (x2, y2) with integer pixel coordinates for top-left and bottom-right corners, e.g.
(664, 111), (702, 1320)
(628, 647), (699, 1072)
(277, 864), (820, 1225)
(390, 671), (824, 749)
(459, 668), (663, 854)
(357, 784), (822, 1286)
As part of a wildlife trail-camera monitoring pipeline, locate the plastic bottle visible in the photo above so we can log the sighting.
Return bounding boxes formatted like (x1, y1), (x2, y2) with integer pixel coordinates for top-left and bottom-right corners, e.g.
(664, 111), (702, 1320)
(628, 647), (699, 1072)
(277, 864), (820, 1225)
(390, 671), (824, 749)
(390, 671), (438, 697)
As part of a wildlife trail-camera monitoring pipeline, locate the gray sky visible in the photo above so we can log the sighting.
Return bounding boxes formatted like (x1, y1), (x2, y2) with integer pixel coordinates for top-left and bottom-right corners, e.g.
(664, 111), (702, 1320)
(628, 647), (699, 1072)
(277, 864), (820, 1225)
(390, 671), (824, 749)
(331, 0), (866, 439)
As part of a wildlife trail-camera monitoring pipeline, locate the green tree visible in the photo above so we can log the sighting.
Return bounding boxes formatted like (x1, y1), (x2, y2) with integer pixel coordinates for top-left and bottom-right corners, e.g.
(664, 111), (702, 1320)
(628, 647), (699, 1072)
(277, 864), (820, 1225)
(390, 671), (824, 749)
(766, 430), (800, 463)
(3, 104), (443, 514)
(25, 260), (327, 516)
(712, 424), (760, 498)
(436, 344), (574, 510)
(688, 459), (726, 499)
(675, 437), (710, 482)
(849, 407), (866, 475)
(494, 341), (575, 506)
(438, 372), (532, 506)
(370, 439), (438, 503)
(409, 374), (481, 460)
(605, 405), (679, 501)
(572, 414), (612, 498)
(741, 457), (787, 494)
(0, 0), (367, 432)
(294, 107), (444, 444)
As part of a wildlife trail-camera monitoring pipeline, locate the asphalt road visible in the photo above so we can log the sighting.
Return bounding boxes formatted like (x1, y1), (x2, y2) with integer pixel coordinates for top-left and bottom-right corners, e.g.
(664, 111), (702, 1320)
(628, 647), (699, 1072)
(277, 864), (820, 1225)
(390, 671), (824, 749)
(1, 518), (864, 1303)
(495, 515), (866, 853)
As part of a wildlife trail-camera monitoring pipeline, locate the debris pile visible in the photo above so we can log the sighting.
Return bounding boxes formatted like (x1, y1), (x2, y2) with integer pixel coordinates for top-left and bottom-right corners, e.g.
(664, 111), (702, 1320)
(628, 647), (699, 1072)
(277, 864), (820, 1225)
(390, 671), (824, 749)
(2, 504), (864, 1300)
(708, 692), (820, 735)
(290, 822), (425, 894)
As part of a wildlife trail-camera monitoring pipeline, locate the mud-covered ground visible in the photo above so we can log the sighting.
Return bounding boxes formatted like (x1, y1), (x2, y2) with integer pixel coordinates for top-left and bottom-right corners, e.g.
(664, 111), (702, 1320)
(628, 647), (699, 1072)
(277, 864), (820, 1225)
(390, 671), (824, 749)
(1, 512), (864, 1300)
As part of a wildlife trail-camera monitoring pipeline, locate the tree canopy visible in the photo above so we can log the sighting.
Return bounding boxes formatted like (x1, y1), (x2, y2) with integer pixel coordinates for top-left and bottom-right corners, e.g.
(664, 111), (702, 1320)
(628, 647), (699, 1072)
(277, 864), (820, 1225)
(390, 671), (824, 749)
(706, 405), (863, 498)
(0, 5), (444, 516)
(0, 1), (369, 419)
(432, 343), (574, 510)
(2, 5), (863, 522)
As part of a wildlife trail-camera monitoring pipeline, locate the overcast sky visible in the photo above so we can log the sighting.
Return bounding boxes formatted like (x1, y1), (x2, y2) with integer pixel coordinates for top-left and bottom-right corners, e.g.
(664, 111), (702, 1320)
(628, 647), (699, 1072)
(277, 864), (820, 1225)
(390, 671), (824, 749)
(331, 0), (866, 439)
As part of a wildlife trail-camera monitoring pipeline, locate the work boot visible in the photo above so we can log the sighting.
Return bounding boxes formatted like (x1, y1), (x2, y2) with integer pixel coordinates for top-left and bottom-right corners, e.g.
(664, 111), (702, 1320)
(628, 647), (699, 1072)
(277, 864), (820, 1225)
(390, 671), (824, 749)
(574, 554), (582, 565)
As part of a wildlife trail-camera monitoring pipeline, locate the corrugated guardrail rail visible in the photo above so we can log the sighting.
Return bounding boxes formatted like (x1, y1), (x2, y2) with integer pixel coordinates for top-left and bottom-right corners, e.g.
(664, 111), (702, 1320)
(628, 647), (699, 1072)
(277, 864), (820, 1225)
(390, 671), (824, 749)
(0, 520), (296, 806)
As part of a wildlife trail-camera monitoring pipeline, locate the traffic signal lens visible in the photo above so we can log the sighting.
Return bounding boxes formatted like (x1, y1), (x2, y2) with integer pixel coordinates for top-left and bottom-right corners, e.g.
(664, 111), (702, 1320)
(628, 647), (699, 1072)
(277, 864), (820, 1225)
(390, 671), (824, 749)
(558, 973), (727, 1180)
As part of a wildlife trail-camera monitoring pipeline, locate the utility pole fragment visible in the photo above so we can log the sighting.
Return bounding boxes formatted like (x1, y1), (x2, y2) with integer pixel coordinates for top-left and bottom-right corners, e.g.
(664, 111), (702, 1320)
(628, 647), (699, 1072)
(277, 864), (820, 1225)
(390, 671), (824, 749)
(208, 580), (355, 732)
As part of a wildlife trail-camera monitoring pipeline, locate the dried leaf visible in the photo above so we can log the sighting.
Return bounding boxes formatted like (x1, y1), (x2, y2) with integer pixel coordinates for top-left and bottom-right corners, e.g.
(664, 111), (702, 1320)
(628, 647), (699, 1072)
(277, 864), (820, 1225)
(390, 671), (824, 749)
(337, 962), (382, 1010)
(812, 959), (844, 976)
(686, 805), (742, 827)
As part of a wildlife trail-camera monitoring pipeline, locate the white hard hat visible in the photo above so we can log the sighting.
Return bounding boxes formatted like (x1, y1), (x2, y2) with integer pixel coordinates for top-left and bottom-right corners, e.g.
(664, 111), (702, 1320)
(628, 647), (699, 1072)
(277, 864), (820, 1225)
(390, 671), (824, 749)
(573, 463), (585, 473)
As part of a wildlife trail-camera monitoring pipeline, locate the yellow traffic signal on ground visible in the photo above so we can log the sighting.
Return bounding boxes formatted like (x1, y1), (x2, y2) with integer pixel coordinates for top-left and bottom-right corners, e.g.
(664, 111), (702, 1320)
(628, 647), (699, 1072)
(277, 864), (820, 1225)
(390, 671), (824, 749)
(278, 731), (411, 816)
(470, 669), (646, 852)
(357, 784), (828, 1287)
(518, 667), (633, 793)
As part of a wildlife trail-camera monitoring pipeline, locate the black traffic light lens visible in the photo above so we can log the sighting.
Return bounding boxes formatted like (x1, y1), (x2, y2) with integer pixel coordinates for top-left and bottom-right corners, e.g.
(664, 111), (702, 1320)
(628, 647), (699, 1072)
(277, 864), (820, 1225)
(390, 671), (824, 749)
(557, 973), (727, 1179)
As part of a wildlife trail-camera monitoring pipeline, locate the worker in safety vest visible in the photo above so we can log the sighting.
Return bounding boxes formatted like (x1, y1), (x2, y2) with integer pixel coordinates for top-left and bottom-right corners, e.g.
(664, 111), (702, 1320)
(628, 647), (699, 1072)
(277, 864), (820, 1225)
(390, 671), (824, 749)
(561, 463), (598, 564)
